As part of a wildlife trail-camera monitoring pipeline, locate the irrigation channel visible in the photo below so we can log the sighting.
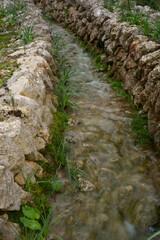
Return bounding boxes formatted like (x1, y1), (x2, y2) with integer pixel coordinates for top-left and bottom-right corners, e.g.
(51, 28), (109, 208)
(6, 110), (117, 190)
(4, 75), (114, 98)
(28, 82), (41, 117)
(50, 23), (160, 240)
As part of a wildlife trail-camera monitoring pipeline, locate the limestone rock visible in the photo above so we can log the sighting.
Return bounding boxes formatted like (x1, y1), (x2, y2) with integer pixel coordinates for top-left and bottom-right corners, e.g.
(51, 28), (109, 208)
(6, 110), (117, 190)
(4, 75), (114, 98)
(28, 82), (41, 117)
(0, 166), (29, 210)
(0, 217), (19, 240)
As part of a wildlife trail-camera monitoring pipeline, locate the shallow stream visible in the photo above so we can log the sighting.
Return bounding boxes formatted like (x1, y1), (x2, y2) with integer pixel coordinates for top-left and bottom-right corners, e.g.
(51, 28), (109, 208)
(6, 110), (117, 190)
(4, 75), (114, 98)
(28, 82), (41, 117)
(50, 24), (160, 240)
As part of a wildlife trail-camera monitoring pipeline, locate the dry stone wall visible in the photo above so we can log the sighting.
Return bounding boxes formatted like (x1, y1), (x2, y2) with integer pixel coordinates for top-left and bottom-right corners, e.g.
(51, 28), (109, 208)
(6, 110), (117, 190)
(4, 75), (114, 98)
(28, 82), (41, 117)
(0, 0), (58, 211)
(37, 0), (160, 149)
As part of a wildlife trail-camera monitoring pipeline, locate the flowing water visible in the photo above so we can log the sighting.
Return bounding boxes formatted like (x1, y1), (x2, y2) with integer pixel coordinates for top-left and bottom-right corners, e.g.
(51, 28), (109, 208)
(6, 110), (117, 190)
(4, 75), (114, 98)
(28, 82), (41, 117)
(50, 24), (160, 240)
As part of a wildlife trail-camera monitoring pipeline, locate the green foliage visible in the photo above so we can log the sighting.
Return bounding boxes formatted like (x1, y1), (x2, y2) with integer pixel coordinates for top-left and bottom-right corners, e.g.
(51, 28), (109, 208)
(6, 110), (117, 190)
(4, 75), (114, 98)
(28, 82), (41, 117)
(151, 19), (160, 40)
(0, 60), (18, 86)
(95, 54), (102, 69)
(44, 110), (69, 166)
(2, 202), (69, 240)
(103, 0), (118, 12)
(22, 205), (40, 220)
(134, 0), (160, 10)
(104, 0), (160, 41)
(20, 25), (34, 44)
(20, 217), (41, 230)
(120, 10), (152, 35)
(66, 157), (87, 188)
(131, 113), (151, 145)
(147, 230), (160, 240)
(52, 180), (62, 192)
(57, 66), (78, 110)
(106, 74), (133, 105)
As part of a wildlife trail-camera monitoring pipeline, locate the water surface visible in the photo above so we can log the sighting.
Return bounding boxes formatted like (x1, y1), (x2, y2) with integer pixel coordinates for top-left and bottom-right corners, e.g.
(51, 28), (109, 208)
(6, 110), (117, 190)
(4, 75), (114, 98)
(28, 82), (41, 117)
(50, 24), (160, 240)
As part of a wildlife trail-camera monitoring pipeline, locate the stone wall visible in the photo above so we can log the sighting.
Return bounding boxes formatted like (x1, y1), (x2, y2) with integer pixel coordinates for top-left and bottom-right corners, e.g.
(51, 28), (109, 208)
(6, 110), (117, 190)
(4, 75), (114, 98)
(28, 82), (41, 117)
(37, 0), (160, 150)
(0, 0), (58, 211)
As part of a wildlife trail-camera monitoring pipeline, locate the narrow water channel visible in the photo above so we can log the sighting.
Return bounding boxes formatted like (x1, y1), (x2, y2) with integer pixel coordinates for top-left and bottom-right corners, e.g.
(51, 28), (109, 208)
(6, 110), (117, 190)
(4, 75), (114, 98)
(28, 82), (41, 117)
(50, 24), (160, 240)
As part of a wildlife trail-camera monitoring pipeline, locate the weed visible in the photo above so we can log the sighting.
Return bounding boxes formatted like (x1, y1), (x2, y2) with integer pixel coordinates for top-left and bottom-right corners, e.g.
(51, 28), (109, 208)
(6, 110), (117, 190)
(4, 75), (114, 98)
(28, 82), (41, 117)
(57, 66), (79, 110)
(0, 60), (18, 85)
(106, 73), (134, 105)
(151, 19), (160, 41)
(63, 24), (68, 29)
(66, 157), (86, 188)
(95, 53), (102, 69)
(147, 230), (160, 240)
(0, 5), (6, 18)
(20, 25), (34, 44)
(17, 0), (26, 11)
(44, 110), (69, 166)
(52, 180), (62, 192)
(104, 0), (160, 41)
(1, 201), (70, 240)
(131, 112), (151, 145)
(37, 160), (55, 174)
(10, 95), (15, 107)
(104, 0), (117, 12)
(64, 5), (68, 17)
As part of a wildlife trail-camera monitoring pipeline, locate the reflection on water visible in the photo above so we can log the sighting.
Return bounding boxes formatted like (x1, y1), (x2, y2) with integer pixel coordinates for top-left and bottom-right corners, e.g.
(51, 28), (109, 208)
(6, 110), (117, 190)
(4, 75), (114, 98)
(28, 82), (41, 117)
(50, 24), (160, 240)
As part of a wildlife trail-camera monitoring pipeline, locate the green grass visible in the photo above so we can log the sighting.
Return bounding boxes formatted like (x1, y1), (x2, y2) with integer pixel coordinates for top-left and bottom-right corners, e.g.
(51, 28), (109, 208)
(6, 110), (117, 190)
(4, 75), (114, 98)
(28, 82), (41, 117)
(147, 230), (160, 240)
(20, 25), (34, 45)
(44, 110), (69, 166)
(106, 75), (151, 145)
(57, 66), (79, 110)
(104, 0), (160, 41)
(0, 60), (18, 86)
(131, 113), (151, 145)
(119, 3), (160, 41)
(66, 157), (87, 189)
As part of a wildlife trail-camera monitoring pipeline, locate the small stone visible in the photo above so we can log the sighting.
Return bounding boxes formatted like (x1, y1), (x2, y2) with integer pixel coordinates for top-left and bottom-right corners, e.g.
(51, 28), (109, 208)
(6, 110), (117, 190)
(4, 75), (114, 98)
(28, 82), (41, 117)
(15, 172), (25, 186)
(125, 185), (133, 191)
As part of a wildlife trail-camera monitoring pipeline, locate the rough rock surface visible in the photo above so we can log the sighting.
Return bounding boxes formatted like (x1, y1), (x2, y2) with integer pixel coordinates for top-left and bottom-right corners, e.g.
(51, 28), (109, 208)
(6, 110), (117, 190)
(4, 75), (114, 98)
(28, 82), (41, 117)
(0, 0), (58, 211)
(36, 0), (160, 150)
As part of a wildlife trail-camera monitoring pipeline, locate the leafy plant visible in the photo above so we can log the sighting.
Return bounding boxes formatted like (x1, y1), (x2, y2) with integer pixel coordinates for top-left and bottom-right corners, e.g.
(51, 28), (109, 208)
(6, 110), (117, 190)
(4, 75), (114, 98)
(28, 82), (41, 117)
(1, 201), (70, 240)
(20, 206), (41, 232)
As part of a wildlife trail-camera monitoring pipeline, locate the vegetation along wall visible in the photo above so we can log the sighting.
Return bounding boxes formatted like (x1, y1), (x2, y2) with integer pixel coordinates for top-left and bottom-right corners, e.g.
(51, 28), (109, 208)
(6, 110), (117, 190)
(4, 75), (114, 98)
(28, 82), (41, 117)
(36, 0), (160, 149)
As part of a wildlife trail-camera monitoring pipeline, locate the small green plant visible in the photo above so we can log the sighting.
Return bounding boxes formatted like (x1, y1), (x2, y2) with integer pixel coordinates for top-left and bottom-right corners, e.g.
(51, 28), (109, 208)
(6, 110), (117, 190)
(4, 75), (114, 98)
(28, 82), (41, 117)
(44, 110), (69, 166)
(20, 26), (34, 44)
(104, 0), (160, 41)
(17, 0), (26, 11)
(131, 113), (151, 145)
(10, 95), (15, 107)
(151, 19), (160, 41)
(106, 73), (133, 106)
(66, 157), (86, 188)
(64, 5), (68, 17)
(57, 65), (79, 110)
(147, 230), (160, 240)
(1, 202), (70, 240)
(52, 180), (62, 192)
